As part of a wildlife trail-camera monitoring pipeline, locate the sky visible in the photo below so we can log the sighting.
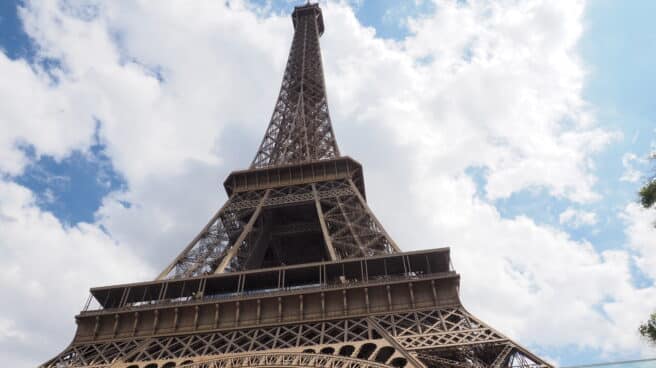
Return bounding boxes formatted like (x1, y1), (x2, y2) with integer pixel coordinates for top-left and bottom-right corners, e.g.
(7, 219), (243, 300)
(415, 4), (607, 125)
(0, 0), (655, 367)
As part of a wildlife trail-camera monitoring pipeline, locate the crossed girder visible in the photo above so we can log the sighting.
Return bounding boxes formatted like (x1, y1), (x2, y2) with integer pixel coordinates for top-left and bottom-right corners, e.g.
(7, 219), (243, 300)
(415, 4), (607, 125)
(158, 179), (398, 279)
(43, 307), (550, 368)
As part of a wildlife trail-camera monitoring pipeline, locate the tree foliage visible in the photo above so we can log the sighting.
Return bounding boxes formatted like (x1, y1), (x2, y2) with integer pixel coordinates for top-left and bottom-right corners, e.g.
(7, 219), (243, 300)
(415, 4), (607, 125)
(640, 179), (656, 209)
(639, 153), (656, 209)
(640, 312), (656, 344)
(638, 156), (656, 345)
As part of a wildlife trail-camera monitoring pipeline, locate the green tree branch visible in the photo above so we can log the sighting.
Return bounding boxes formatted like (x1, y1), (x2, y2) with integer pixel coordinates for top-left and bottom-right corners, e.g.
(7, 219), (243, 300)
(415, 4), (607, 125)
(637, 155), (655, 345)
(639, 153), (656, 209)
(640, 312), (656, 344)
(640, 180), (656, 208)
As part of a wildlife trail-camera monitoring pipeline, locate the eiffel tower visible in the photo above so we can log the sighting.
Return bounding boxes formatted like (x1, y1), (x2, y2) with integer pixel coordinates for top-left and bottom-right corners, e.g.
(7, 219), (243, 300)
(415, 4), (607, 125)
(44, 3), (553, 368)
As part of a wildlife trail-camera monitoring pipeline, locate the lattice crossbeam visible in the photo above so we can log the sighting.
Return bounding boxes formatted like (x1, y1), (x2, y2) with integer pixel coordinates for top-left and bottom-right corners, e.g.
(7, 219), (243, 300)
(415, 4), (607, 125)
(45, 318), (381, 367)
(179, 352), (392, 368)
(158, 178), (396, 279)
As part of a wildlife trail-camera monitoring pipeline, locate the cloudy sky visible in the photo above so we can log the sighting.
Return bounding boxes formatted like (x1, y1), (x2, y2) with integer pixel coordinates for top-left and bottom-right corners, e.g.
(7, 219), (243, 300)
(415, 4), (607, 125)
(0, 0), (655, 366)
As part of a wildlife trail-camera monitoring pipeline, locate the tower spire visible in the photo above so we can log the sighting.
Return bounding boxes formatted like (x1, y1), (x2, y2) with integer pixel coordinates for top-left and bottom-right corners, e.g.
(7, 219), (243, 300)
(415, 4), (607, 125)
(251, 3), (339, 169)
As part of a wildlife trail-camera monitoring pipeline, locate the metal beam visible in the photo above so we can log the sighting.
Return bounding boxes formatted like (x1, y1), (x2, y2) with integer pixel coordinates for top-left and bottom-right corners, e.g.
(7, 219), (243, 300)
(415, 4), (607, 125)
(214, 190), (271, 274)
(348, 179), (400, 253)
(313, 183), (338, 261)
(156, 195), (235, 280)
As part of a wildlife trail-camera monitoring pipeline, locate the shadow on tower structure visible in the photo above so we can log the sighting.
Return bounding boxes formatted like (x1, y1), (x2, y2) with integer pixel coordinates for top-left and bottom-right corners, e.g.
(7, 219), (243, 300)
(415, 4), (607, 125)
(43, 3), (553, 368)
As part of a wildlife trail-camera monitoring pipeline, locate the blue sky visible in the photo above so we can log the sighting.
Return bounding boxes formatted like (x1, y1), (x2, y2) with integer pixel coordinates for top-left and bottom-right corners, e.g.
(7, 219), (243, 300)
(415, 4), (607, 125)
(0, 2), (126, 225)
(0, 1), (655, 367)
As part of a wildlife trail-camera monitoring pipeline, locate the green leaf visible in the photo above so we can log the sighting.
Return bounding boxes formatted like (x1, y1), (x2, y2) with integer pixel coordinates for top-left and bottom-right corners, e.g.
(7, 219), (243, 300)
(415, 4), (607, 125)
(639, 180), (656, 209)
(639, 312), (656, 344)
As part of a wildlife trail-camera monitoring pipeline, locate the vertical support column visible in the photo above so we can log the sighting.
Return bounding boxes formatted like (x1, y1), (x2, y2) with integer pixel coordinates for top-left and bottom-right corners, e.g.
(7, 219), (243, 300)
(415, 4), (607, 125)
(152, 310), (159, 334)
(193, 305), (200, 330)
(173, 308), (179, 331)
(256, 299), (262, 324)
(131, 312), (139, 337)
(213, 304), (220, 329)
(112, 314), (119, 338)
(408, 282), (416, 309)
(92, 316), (100, 339)
(157, 283), (167, 301)
(83, 294), (92, 311)
(321, 292), (326, 318)
(386, 285), (393, 311)
(119, 288), (131, 308)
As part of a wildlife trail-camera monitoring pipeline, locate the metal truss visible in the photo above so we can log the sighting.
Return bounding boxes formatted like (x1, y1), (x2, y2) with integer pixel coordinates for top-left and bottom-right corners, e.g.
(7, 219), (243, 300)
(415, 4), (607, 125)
(251, 3), (339, 168)
(44, 307), (550, 368)
(157, 199), (261, 279)
(177, 352), (392, 368)
(156, 2), (395, 279)
(373, 308), (506, 349)
(416, 347), (547, 368)
(158, 179), (397, 279)
(45, 318), (382, 367)
(317, 180), (398, 258)
(370, 308), (550, 368)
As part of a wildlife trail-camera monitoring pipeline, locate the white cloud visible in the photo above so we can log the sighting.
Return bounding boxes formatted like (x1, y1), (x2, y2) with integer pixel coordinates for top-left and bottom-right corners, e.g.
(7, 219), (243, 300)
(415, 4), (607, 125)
(0, 0), (654, 365)
(410, 173), (656, 356)
(326, 0), (615, 204)
(0, 52), (96, 175)
(0, 318), (26, 342)
(621, 203), (656, 281)
(620, 152), (643, 183)
(0, 180), (154, 367)
(559, 207), (598, 228)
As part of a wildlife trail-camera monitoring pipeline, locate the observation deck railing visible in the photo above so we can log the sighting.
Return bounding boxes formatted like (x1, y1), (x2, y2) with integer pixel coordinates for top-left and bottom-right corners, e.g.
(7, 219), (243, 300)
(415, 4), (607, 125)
(81, 248), (455, 314)
(82, 269), (458, 314)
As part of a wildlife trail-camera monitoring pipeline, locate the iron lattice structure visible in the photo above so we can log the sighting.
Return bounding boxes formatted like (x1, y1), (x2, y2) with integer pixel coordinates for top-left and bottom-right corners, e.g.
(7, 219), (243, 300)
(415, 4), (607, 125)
(43, 3), (552, 368)
(251, 3), (339, 168)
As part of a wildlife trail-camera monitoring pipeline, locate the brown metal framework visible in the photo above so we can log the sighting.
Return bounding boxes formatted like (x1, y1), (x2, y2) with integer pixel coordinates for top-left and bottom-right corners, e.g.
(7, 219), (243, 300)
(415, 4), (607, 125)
(251, 4), (339, 169)
(43, 3), (552, 368)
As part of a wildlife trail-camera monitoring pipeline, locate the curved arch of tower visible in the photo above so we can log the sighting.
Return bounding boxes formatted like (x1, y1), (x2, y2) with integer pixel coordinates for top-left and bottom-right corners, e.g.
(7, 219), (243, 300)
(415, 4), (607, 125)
(43, 3), (552, 368)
